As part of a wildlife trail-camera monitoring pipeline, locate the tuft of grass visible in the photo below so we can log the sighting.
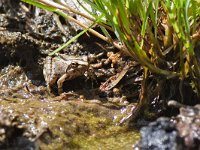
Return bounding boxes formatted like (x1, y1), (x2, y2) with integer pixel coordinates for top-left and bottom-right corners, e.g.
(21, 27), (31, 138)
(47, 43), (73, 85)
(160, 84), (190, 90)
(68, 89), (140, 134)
(80, 0), (200, 96)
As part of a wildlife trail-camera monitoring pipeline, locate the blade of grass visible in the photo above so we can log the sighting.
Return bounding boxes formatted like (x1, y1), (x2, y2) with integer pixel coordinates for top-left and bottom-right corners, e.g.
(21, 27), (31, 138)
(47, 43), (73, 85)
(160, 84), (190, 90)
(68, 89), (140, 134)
(21, 0), (57, 11)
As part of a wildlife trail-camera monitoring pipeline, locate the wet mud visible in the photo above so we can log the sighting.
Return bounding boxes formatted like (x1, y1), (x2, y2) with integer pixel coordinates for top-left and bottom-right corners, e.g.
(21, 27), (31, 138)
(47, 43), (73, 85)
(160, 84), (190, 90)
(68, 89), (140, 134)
(0, 0), (140, 149)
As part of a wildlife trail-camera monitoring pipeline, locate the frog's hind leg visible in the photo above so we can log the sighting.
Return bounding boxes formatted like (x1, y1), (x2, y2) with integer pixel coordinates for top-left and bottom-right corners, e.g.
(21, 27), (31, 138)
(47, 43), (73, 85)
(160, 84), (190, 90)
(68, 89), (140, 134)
(57, 74), (69, 94)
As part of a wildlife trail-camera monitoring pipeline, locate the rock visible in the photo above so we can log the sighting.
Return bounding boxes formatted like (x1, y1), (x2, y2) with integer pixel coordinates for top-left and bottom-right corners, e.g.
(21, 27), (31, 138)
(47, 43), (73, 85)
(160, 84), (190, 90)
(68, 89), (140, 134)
(174, 104), (200, 149)
(134, 117), (185, 150)
(134, 103), (200, 150)
(0, 107), (38, 150)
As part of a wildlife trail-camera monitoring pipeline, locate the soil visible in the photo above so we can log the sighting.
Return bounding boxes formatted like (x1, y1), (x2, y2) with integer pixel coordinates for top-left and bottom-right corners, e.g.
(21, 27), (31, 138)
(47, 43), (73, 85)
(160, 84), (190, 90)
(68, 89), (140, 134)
(0, 1), (141, 149)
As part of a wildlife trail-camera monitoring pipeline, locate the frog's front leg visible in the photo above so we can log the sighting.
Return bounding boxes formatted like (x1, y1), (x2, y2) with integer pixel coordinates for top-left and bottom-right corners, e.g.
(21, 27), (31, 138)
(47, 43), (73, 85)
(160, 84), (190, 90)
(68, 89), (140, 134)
(57, 74), (69, 94)
(47, 83), (54, 95)
(45, 73), (58, 95)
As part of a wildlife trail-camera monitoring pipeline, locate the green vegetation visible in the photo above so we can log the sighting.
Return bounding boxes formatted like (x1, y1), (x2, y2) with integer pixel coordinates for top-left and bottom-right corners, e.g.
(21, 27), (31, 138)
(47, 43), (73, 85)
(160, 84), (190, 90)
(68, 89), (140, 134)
(80, 0), (200, 93)
(21, 0), (200, 119)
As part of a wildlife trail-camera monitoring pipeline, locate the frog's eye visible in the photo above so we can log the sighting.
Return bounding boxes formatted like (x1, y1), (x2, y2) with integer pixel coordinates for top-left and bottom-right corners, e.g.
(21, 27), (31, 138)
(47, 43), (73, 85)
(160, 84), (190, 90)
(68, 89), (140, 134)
(72, 62), (78, 66)
(68, 62), (78, 69)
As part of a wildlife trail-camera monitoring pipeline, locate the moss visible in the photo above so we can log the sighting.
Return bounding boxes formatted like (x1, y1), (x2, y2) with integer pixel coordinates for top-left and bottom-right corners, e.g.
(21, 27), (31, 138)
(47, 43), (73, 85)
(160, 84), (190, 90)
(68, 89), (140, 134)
(0, 98), (140, 149)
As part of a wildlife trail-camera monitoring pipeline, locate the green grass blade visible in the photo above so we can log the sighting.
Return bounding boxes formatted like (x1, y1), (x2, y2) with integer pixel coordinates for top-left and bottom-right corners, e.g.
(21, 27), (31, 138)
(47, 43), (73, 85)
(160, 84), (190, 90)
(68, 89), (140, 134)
(21, 0), (56, 12)
(48, 28), (88, 56)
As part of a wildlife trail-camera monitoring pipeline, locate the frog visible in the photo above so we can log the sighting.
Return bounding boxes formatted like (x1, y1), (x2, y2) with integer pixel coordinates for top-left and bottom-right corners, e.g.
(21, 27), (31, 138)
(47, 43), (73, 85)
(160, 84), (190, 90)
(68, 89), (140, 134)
(43, 54), (89, 94)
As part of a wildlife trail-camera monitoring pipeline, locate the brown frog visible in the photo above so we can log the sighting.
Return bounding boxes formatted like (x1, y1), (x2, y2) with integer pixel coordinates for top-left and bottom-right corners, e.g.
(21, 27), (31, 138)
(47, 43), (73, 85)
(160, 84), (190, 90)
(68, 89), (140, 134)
(43, 54), (89, 94)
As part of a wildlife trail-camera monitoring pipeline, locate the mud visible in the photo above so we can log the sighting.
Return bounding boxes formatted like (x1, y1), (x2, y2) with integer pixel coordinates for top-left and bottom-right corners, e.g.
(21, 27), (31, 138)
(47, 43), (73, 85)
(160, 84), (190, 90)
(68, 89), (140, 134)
(0, 0), (140, 149)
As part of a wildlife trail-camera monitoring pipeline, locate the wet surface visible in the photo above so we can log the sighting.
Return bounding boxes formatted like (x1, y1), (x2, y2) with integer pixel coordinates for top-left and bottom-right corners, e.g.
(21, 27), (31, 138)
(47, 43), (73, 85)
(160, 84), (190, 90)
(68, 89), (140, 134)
(0, 1), (140, 149)
(0, 62), (140, 150)
(170, 101), (200, 149)
(134, 102), (200, 150)
(134, 117), (184, 150)
(0, 95), (140, 149)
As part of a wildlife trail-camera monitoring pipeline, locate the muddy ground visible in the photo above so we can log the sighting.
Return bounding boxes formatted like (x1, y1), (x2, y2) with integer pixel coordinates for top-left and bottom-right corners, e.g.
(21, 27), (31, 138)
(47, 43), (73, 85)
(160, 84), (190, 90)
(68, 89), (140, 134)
(0, 1), (141, 149)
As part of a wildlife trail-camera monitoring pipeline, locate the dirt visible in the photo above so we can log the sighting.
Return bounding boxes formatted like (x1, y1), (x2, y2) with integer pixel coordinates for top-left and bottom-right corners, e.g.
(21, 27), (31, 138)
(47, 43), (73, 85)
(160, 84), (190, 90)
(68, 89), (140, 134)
(0, 1), (141, 149)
